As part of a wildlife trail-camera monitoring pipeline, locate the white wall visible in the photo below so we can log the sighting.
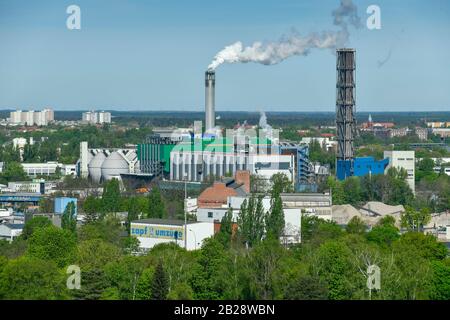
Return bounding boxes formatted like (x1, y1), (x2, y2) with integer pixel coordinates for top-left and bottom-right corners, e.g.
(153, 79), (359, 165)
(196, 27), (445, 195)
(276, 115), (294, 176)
(199, 195), (303, 243)
(283, 208), (302, 244)
(384, 150), (415, 194)
(132, 221), (214, 251)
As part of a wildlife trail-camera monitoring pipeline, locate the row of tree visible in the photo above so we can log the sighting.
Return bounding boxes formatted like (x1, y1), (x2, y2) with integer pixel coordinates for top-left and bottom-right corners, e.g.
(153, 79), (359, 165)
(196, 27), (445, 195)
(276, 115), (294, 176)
(1, 210), (448, 300)
(325, 167), (414, 207)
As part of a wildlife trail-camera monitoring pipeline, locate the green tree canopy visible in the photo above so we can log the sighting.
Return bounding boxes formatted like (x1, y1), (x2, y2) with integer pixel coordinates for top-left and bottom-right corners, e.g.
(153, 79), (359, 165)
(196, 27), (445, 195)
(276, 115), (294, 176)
(102, 179), (122, 213)
(148, 186), (167, 219)
(0, 161), (29, 184)
(21, 216), (52, 240)
(237, 196), (265, 247)
(151, 260), (169, 300)
(346, 216), (367, 235)
(62, 201), (77, 233)
(0, 256), (66, 300)
(26, 225), (77, 268)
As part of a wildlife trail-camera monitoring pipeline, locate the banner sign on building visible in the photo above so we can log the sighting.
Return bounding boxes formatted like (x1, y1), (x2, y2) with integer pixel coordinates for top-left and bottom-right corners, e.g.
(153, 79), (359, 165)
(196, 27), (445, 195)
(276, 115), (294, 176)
(131, 223), (184, 240)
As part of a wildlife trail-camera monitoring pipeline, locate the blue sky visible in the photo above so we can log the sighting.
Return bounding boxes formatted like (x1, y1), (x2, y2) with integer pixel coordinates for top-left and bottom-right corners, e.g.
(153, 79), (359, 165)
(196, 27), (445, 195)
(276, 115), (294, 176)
(0, 0), (449, 112)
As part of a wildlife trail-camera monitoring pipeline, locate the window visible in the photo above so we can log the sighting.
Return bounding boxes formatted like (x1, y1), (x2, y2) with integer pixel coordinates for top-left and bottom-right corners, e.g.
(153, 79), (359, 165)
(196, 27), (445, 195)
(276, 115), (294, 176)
(208, 212), (213, 218)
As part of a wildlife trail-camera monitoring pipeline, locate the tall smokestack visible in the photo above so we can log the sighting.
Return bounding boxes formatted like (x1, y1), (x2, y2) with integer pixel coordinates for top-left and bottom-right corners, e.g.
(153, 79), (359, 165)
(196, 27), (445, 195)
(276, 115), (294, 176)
(205, 70), (215, 131)
(336, 48), (356, 180)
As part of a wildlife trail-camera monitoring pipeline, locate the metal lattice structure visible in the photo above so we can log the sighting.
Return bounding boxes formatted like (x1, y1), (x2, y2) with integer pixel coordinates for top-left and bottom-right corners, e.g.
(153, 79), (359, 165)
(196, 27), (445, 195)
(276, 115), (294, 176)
(336, 48), (356, 178)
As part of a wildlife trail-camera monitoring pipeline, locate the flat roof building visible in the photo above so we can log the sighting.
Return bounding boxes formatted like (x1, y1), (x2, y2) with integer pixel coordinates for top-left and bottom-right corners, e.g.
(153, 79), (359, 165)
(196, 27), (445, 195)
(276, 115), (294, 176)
(130, 219), (214, 251)
(0, 223), (24, 242)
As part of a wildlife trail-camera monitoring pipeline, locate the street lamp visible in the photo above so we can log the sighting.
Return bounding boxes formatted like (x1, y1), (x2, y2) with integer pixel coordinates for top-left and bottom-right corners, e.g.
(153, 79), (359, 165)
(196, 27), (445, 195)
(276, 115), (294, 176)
(189, 228), (197, 250)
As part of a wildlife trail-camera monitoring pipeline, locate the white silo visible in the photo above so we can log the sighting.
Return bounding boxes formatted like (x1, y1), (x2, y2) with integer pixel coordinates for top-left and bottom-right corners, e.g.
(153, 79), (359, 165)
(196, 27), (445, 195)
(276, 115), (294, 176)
(101, 151), (129, 181)
(88, 152), (106, 183)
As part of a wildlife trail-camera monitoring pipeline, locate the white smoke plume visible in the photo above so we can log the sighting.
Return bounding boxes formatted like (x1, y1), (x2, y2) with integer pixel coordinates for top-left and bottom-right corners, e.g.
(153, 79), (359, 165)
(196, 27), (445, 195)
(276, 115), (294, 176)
(332, 0), (363, 31)
(259, 111), (271, 130)
(208, 0), (361, 71)
(259, 111), (273, 138)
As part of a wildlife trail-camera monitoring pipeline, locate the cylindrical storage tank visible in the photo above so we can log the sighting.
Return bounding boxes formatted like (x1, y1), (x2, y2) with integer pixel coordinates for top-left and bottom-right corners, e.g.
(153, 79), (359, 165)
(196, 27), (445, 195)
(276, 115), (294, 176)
(88, 152), (106, 183)
(101, 151), (129, 181)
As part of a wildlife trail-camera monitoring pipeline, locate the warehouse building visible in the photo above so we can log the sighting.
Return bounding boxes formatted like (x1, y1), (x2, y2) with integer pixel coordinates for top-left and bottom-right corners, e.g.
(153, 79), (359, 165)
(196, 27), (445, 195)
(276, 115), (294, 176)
(0, 162), (76, 177)
(130, 219), (214, 251)
(337, 157), (390, 181)
(195, 191), (332, 245)
(6, 179), (57, 194)
(196, 191), (332, 223)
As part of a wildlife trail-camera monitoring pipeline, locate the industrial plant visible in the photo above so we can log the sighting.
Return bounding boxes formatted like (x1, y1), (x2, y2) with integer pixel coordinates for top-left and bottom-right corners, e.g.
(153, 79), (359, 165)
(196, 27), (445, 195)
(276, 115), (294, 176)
(69, 47), (418, 198)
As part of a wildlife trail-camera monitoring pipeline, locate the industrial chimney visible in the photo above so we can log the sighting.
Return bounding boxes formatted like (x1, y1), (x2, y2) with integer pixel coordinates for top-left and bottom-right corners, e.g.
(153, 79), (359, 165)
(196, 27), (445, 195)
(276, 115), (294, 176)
(205, 70), (215, 131)
(336, 48), (356, 180)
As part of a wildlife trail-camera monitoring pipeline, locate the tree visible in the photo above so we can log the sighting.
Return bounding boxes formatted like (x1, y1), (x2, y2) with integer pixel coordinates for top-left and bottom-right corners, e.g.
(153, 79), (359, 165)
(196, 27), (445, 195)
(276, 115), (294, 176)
(216, 208), (233, 248)
(27, 225), (77, 268)
(126, 196), (142, 233)
(38, 198), (53, 213)
(77, 239), (122, 270)
(416, 157), (437, 182)
(429, 260), (450, 300)
(83, 195), (101, 223)
(121, 236), (140, 255)
(247, 238), (284, 299)
(342, 177), (362, 205)
(62, 201), (77, 233)
(346, 216), (367, 235)
(397, 232), (447, 261)
(0, 257), (66, 300)
(401, 206), (431, 232)
(151, 260), (169, 300)
(270, 173), (294, 195)
(78, 215), (124, 246)
(0, 161), (29, 184)
(366, 216), (400, 247)
(104, 255), (146, 300)
(360, 168), (414, 206)
(167, 282), (194, 300)
(301, 215), (343, 246)
(21, 216), (52, 240)
(250, 174), (268, 193)
(72, 268), (109, 300)
(326, 177), (345, 205)
(314, 241), (354, 300)
(391, 237), (433, 299)
(102, 179), (121, 213)
(0, 238), (27, 259)
(284, 274), (328, 300)
(135, 267), (154, 300)
(190, 238), (229, 299)
(237, 196), (265, 247)
(265, 193), (285, 240)
(148, 186), (167, 219)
